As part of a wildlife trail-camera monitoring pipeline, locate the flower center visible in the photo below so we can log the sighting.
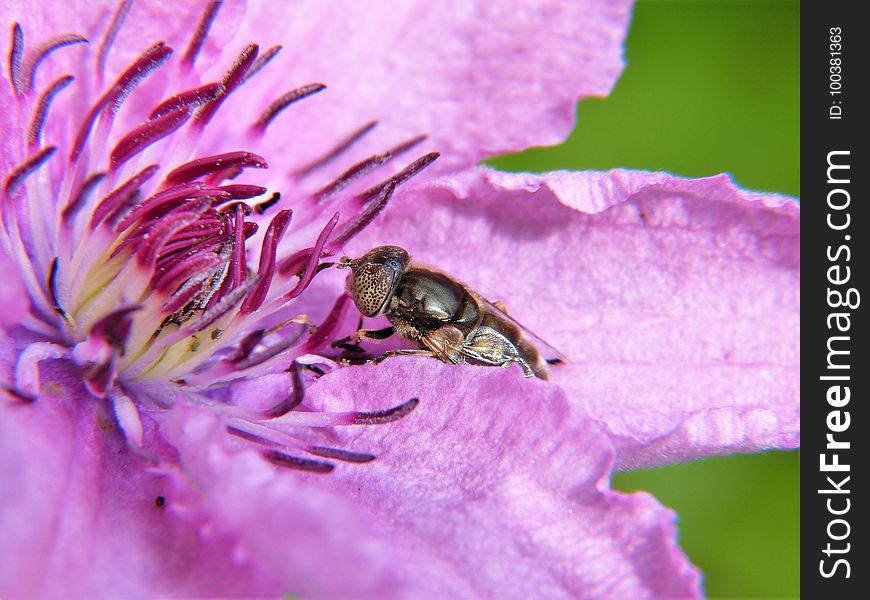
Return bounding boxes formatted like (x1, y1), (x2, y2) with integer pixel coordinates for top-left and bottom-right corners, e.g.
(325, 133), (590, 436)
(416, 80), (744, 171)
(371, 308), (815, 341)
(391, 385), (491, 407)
(2, 0), (436, 472)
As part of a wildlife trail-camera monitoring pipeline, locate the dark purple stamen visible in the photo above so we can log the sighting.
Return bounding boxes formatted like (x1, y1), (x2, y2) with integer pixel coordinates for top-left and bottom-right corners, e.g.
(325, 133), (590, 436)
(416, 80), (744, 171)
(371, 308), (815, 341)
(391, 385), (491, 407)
(252, 83), (326, 132)
(47, 257), (71, 321)
(8, 23), (24, 95)
(182, 0), (224, 67)
(89, 164), (159, 229)
(62, 171), (105, 221)
(265, 449), (335, 474)
(307, 446), (376, 464)
(314, 152), (391, 202)
(229, 204), (247, 288)
(220, 184), (267, 200)
(153, 252), (222, 295)
(385, 133), (428, 160)
(231, 323), (308, 371)
(3, 146), (56, 196)
(136, 206), (207, 268)
(261, 360), (305, 418)
(360, 151), (440, 203)
(254, 191), (280, 214)
(160, 265), (223, 315)
(156, 234), (225, 274)
(72, 41), (174, 162)
(28, 75), (74, 147)
(180, 277), (259, 336)
(352, 397), (419, 425)
(282, 212), (338, 299)
(277, 245), (335, 277)
(110, 106), (193, 170)
(115, 183), (223, 234)
(298, 294), (351, 354)
(329, 181), (397, 247)
(231, 329), (265, 363)
(96, 0), (133, 80)
(293, 120), (378, 178)
(242, 44), (282, 84)
(90, 305), (142, 355)
(226, 423), (276, 446)
(240, 209), (293, 313)
(195, 43), (258, 126)
(148, 82), (224, 120)
(165, 151), (267, 185)
(23, 33), (87, 91)
(1, 382), (37, 404)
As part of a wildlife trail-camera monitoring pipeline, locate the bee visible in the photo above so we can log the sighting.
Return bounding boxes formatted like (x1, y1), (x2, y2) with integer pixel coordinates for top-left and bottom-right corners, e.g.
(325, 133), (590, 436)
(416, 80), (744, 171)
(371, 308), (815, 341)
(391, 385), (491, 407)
(336, 245), (563, 379)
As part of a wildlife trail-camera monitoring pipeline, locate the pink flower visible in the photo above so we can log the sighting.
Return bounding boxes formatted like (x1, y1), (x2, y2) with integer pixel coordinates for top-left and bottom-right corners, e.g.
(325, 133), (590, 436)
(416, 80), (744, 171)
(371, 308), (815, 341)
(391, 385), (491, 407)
(0, 1), (798, 598)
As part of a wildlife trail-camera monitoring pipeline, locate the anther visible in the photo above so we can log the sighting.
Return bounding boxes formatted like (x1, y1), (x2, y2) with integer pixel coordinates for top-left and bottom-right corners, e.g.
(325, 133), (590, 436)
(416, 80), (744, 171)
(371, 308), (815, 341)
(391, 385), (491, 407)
(23, 33), (87, 91)
(47, 257), (72, 323)
(352, 397), (419, 425)
(3, 146), (57, 196)
(264, 449), (335, 474)
(28, 75), (74, 147)
(165, 151), (267, 185)
(182, 0), (224, 67)
(293, 120), (378, 178)
(254, 191), (281, 214)
(195, 43), (258, 126)
(96, 0), (133, 80)
(110, 106), (193, 170)
(8, 23), (24, 95)
(252, 83), (326, 133)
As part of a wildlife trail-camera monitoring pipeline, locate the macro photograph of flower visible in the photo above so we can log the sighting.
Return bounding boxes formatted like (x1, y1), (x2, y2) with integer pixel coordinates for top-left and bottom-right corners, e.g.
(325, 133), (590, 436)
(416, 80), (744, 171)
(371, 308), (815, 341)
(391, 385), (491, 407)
(0, 1), (798, 598)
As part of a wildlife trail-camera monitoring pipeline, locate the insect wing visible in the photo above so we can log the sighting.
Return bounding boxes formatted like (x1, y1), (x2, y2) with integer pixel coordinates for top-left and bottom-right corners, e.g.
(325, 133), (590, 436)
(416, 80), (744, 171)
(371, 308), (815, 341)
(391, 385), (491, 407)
(476, 295), (568, 363)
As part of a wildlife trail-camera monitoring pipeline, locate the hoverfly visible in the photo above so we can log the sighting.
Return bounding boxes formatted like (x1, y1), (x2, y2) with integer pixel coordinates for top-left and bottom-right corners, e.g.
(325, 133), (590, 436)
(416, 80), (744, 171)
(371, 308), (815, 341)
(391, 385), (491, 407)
(337, 245), (564, 379)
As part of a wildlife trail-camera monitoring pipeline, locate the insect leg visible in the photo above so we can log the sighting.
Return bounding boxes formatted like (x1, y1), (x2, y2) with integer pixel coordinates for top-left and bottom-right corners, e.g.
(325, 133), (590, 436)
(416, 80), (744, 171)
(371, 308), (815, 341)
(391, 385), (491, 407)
(372, 348), (438, 364)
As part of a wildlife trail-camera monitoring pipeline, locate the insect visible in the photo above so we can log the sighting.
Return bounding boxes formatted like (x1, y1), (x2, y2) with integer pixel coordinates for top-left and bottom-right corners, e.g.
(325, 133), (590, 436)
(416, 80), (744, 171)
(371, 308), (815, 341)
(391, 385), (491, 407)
(336, 245), (563, 379)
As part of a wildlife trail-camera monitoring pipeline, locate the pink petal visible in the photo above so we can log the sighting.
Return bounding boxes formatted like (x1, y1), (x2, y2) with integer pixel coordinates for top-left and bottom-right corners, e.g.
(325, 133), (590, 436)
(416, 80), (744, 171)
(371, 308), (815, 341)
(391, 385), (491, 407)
(340, 168), (799, 469)
(0, 362), (280, 597)
(159, 360), (701, 598)
(222, 0), (632, 174)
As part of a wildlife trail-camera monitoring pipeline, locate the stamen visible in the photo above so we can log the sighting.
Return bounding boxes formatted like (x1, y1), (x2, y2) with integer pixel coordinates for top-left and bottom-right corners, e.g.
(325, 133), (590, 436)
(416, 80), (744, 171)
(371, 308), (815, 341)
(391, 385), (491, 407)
(110, 106), (193, 170)
(28, 75), (74, 147)
(240, 209), (293, 313)
(148, 82), (224, 120)
(153, 252), (223, 295)
(182, 0), (224, 67)
(306, 446), (376, 464)
(95, 0), (133, 80)
(195, 43), (258, 126)
(261, 360), (304, 418)
(1, 382), (37, 403)
(265, 449), (335, 474)
(242, 44), (281, 84)
(23, 33), (87, 91)
(297, 294), (351, 354)
(352, 397), (419, 425)
(293, 120), (378, 178)
(230, 322), (308, 372)
(8, 23), (24, 95)
(282, 212), (338, 299)
(277, 245), (335, 277)
(3, 146), (56, 196)
(165, 151), (267, 185)
(254, 191), (280, 214)
(89, 305), (141, 355)
(219, 184), (267, 200)
(360, 151), (440, 203)
(385, 133), (428, 159)
(114, 183), (222, 234)
(229, 203), (247, 288)
(63, 171), (105, 221)
(89, 164), (159, 229)
(159, 263), (224, 314)
(47, 257), (72, 322)
(251, 83), (326, 133)
(314, 152), (390, 202)
(329, 181), (397, 247)
(136, 206), (208, 268)
(71, 41), (174, 162)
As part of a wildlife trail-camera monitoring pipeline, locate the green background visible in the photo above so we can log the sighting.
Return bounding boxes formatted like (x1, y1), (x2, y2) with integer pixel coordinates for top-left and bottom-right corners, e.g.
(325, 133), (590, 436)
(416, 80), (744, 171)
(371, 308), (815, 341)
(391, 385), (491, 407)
(489, 1), (799, 598)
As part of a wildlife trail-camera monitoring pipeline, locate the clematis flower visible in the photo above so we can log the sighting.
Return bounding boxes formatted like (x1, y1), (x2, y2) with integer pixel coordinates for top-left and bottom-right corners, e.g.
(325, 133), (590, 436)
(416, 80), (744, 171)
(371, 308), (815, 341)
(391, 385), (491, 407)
(0, 1), (799, 598)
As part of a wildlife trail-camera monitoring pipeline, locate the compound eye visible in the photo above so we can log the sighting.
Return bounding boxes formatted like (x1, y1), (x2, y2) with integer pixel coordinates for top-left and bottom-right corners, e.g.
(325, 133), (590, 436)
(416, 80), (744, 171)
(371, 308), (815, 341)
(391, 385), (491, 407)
(350, 263), (395, 317)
